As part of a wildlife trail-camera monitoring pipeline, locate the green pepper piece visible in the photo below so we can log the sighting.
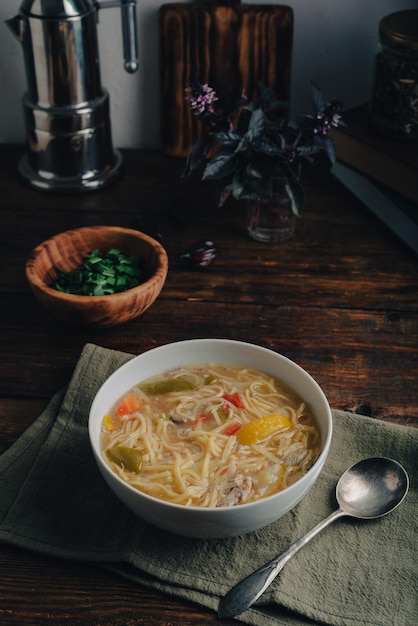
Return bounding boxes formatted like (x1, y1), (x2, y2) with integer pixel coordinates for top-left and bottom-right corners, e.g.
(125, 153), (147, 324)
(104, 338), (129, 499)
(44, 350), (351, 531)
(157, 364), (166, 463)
(107, 446), (142, 472)
(216, 406), (229, 421)
(139, 379), (196, 395)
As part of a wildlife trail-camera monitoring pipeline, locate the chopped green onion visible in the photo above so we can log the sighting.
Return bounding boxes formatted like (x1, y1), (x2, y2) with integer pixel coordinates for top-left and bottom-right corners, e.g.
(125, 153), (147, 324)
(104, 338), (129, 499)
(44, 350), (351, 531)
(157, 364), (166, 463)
(53, 248), (144, 296)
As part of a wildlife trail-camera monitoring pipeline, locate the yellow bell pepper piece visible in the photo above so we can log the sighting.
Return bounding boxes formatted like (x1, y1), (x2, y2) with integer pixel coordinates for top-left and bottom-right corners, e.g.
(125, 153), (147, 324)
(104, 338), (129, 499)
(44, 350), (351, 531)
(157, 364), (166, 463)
(236, 413), (292, 445)
(103, 414), (117, 432)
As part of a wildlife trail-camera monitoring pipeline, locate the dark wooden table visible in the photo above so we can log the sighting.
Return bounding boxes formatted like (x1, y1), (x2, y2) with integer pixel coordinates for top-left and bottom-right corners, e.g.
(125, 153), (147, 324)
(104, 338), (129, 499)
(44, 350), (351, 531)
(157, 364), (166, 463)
(1, 144), (417, 625)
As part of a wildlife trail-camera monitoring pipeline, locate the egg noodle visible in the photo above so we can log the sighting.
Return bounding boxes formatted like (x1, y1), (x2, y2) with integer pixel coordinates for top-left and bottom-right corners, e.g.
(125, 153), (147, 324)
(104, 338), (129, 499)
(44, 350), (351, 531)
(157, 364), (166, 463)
(101, 365), (321, 507)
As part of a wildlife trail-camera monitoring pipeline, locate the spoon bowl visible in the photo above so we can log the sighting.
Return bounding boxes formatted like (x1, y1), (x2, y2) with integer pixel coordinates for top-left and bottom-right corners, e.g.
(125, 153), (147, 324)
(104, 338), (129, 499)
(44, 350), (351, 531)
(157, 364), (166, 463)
(218, 457), (409, 619)
(336, 457), (409, 519)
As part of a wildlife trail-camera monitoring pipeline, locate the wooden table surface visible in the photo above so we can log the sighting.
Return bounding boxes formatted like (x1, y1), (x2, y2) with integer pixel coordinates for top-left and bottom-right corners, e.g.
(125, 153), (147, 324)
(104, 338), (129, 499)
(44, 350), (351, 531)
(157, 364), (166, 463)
(0, 144), (417, 625)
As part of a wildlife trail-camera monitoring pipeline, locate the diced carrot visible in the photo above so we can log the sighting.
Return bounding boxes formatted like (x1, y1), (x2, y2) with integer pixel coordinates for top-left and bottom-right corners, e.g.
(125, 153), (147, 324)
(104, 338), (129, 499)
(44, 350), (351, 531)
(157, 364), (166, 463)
(236, 413), (292, 445)
(223, 422), (241, 436)
(193, 412), (212, 426)
(222, 392), (245, 408)
(115, 393), (144, 416)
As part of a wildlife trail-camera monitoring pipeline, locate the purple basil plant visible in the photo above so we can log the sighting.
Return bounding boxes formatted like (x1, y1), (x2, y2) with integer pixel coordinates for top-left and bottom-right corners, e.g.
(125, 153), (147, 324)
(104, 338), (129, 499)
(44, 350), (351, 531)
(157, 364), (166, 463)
(183, 81), (344, 216)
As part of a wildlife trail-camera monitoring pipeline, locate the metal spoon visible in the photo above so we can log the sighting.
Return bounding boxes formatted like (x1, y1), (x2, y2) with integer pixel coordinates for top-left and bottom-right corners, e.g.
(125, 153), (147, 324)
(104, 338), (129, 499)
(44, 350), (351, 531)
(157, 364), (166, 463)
(218, 457), (409, 619)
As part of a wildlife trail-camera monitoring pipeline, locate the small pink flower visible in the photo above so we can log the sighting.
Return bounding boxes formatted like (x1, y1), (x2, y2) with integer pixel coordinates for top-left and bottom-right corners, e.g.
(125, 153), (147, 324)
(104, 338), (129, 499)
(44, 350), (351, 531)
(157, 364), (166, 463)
(186, 84), (219, 116)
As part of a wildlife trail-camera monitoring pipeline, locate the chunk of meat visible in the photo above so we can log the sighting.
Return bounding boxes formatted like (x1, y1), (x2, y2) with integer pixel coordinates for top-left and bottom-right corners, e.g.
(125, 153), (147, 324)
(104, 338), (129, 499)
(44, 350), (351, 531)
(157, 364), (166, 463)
(218, 477), (252, 507)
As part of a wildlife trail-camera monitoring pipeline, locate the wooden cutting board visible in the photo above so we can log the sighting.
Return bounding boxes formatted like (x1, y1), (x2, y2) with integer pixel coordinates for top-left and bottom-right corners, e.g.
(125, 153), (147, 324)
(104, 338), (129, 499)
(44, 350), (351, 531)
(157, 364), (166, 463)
(159, 1), (293, 156)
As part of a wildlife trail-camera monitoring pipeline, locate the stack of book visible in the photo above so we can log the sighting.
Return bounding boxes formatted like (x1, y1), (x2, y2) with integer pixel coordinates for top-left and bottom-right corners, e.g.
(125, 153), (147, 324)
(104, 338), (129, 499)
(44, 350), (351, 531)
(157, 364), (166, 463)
(330, 104), (418, 255)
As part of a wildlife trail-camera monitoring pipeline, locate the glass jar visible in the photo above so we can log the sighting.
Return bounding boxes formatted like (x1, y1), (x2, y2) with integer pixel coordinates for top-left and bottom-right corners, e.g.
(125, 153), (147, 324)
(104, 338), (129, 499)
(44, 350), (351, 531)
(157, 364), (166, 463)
(246, 184), (297, 244)
(370, 10), (418, 140)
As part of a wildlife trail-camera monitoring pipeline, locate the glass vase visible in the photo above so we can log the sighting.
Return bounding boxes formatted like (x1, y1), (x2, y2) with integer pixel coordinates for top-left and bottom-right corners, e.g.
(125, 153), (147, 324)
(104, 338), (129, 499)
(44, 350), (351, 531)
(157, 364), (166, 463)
(246, 190), (296, 243)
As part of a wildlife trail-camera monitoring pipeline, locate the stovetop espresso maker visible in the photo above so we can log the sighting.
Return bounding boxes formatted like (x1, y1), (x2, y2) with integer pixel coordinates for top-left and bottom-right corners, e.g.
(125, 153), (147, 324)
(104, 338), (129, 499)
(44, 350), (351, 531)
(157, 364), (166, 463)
(6, 0), (138, 192)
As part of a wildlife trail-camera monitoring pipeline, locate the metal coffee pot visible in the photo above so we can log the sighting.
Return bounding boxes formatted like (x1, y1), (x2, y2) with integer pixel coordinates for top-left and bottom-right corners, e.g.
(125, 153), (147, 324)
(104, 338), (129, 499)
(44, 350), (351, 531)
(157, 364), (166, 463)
(6, 0), (138, 192)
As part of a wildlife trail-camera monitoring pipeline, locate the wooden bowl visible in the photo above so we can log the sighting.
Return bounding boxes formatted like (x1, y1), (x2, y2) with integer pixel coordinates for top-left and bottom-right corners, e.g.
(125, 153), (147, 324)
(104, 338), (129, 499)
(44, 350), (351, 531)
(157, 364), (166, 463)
(25, 226), (168, 328)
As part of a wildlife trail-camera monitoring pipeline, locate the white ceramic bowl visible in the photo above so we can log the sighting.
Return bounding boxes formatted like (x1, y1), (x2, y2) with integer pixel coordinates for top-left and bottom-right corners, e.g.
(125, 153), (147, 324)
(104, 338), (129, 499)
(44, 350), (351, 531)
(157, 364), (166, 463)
(89, 339), (332, 538)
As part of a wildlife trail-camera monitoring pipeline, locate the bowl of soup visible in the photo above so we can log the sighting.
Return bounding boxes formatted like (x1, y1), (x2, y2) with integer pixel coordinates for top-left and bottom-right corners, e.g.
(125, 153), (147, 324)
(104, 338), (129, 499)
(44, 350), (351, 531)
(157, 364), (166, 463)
(89, 339), (332, 538)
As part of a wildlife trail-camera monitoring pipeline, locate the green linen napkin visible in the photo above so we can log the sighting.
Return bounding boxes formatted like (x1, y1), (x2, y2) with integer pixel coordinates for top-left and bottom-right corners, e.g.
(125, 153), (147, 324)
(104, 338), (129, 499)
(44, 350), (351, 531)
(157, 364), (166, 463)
(0, 344), (416, 626)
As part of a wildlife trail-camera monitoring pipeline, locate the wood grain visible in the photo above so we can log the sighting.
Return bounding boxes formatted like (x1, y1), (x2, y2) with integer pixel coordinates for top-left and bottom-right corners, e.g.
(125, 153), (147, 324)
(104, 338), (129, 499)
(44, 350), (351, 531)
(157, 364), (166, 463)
(159, 2), (293, 155)
(0, 143), (417, 625)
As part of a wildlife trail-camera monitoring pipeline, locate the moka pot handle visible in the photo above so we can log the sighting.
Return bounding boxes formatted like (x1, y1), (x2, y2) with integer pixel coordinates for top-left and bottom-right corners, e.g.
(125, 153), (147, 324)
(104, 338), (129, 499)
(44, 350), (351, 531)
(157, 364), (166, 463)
(96, 0), (139, 73)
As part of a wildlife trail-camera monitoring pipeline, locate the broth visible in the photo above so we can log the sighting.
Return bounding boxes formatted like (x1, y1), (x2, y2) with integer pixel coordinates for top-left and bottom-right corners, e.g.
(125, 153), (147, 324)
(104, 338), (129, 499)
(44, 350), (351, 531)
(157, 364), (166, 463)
(100, 364), (321, 507)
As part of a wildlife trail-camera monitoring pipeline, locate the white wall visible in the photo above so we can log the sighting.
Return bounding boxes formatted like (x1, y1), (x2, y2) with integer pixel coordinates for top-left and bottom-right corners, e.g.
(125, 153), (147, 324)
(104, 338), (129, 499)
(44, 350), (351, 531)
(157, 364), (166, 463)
(0, 0), (416, 149)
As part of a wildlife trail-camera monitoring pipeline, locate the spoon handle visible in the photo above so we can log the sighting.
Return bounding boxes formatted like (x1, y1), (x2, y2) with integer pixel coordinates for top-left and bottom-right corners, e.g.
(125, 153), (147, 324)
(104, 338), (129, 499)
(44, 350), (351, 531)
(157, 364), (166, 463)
(218, 508), (347, 619)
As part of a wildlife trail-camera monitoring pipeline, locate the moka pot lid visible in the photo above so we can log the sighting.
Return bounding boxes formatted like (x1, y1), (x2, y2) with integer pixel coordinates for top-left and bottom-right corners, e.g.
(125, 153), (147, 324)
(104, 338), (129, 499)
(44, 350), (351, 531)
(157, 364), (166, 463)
(19, 0), (94, 19)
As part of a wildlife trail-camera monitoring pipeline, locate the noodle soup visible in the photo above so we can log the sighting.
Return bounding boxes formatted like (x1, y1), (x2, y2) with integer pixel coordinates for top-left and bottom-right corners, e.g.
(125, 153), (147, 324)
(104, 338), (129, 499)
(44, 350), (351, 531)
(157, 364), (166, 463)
(101, 364), (321, 508)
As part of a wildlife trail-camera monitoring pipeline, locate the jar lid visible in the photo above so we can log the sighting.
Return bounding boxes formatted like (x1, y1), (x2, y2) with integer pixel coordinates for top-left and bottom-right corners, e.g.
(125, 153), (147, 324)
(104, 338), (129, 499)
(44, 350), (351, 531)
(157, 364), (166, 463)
(379, 10), (418, 51)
